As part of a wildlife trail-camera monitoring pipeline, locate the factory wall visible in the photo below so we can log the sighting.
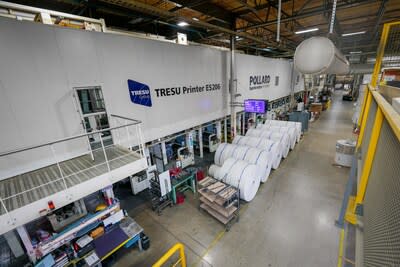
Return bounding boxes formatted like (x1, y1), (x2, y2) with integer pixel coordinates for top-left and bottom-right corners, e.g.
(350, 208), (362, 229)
(0, 17), (303, 178)
(236, 53), (304, 111)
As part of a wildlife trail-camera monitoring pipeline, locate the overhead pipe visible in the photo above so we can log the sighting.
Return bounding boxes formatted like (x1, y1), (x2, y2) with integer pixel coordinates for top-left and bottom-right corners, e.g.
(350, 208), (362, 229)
(294, 37), (350, 75)
(276, 0), (281, 42)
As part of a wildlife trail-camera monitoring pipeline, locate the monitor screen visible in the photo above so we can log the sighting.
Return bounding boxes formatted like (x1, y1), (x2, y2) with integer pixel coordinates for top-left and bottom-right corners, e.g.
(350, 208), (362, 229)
(244, 99), (267, 113)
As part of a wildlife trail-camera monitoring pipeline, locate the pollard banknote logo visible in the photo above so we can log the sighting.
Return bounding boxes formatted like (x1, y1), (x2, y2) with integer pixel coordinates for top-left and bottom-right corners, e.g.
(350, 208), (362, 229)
(127, 79), (152, 107)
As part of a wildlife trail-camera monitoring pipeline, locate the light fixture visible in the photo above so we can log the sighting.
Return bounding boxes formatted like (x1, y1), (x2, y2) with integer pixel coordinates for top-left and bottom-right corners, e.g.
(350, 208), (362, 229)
(175, 3), (182, 7)
(177, 21), (189, 27)
(295, 28), (319, 34)
(192, 17), (199, 21)
(235, 36), (243, 41)
(350, 51), (362, 54)
(342, 31), (366, 37)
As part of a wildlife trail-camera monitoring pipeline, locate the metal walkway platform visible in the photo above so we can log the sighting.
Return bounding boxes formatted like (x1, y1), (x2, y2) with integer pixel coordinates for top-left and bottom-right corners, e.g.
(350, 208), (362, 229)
(0, 114), (148, 235)
(0, 145), (140, 215)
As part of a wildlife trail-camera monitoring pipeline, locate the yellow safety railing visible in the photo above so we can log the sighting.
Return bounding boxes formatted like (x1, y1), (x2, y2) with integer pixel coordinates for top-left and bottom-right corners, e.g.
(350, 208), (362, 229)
(152, 243), (187, 267)
(349, 21), (400, 221)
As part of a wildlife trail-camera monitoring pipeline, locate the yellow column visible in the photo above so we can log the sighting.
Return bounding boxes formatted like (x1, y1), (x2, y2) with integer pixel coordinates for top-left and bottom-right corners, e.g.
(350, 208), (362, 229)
(354, 107), (383, 212)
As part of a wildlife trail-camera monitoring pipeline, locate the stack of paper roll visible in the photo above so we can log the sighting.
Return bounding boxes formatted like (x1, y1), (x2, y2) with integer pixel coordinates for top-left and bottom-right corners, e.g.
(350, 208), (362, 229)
(211, 158), (260, 202)
(213, 143), (272, 182)
(264, 120), (302, 142)
(232, 135), (281, 169)
(246, 128), (290, 158)
(258, 125), (297, 149)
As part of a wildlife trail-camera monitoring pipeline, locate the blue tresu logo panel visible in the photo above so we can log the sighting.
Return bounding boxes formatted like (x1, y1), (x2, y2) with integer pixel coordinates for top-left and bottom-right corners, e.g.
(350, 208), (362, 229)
(128, 79), (152, 107)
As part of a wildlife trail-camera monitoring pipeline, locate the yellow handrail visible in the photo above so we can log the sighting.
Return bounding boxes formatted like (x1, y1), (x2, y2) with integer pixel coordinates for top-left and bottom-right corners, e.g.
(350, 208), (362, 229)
(152, 243), (187, 267)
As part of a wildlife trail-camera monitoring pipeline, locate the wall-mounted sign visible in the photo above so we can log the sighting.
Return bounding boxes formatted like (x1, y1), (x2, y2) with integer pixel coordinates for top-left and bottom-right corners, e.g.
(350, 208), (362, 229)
(249, 75), (271, 90)
(128, 79), (222, 107)
(244, 99), (268, 113)
(128, 79), (152, 107)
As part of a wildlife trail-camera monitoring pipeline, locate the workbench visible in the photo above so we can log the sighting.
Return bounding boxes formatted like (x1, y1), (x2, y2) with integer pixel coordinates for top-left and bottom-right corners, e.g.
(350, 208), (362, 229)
(170, 170), (196, 204)
(94, 216), (143, 261)
(35, 215), (143, 267)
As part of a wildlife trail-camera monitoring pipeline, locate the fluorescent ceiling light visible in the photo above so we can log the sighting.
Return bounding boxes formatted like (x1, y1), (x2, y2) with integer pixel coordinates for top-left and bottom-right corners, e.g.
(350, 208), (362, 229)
(175, 3), (182, 7)
(295, 28), (319, 34)
(192, 17), (199, 21)
(350, 51), (362, 54)
(177, 21), (189, 27)
(342, 31), (366, 37)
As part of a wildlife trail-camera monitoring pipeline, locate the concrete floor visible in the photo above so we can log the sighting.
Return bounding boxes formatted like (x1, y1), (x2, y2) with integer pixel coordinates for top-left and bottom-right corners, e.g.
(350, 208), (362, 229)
(114, 91), (355, 267)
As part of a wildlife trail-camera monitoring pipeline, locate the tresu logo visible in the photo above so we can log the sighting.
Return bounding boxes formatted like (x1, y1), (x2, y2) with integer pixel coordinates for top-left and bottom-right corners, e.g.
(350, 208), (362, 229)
(128, 79), (152, 107)
(128, 79), (222, 107)
(249, 75), (271, 90)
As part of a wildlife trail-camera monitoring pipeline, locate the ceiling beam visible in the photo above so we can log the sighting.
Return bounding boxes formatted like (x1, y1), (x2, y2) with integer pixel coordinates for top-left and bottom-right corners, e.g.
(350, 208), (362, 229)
(234, 0), (292, 16)
(172, 0), (233, 24)
(100, 0), (291, 50)
(238, 0), (377, 31)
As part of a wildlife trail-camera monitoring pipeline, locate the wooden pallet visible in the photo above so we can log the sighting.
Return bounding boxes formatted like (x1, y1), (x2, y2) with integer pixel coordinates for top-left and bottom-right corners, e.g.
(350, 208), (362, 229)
(198, 176), (239, 230)
(200, 203), (233, 225)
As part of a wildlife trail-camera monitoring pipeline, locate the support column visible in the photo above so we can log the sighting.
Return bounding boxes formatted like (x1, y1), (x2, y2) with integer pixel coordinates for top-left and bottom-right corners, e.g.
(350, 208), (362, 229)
(17, 226), (35, 262)
(242, 113), (245, 135)
(161, 141), (168, 165)
(216, 121), (222, 141)
(230, 33), (237, 140)
(236, 114), (241, 137)
(186, 131), (194, 154)
(144, 146), (152, 166)
(198, 127), (203, 158)
(224, 118), (227, 143)
(4, 230), (24, 258)
(290, 60), (296, 109)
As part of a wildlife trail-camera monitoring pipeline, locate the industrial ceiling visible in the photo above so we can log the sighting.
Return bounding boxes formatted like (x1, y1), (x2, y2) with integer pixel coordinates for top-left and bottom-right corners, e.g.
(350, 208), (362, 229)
(6, 0), (400, 60)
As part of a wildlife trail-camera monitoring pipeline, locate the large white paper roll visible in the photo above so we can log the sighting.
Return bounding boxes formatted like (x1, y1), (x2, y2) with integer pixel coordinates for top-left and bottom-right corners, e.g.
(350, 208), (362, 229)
(215, 158), (238, 180)
(244, 148), (271, 182)
(233, 135), (280, 172)
(270, 132), (290, 158)
(261, 125), (297, 150)
(225, 160), (260, 202)
(246, 128), (289, 160)
(246, 128), (261, 137)
(208, 164), (221, 178)
(287, 121), (302, 142)
(265, 120), (302, 142)
(214, 141), (270, 183)
(214, 143), (240, 166)
(232, 146), (252, 160)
